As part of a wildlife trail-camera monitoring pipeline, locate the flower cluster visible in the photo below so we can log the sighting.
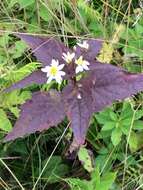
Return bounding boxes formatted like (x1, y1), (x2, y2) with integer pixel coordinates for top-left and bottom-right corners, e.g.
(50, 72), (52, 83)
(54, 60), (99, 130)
(41, 41), (90, 84)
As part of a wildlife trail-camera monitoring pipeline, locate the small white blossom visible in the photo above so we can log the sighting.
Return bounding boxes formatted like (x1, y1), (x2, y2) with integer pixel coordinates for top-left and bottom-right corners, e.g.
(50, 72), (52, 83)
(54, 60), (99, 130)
(62, 52), (75, 63)
(41, 59), (65, 84)
(77, 93), (82, 99)
(77, 40), (89, 50)
(75, 56), (90, 74)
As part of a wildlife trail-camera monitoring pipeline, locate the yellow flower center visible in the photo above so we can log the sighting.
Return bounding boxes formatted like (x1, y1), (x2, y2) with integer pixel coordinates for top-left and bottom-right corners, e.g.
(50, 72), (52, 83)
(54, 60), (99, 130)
(67, 58), (71, 63)
(76, 57), (84, 65)
(50, 66), (58, 76)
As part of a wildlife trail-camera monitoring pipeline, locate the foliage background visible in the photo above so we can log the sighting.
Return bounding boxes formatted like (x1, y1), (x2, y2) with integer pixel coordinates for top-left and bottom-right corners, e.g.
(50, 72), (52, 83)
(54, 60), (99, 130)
(0, 0), (143, 189)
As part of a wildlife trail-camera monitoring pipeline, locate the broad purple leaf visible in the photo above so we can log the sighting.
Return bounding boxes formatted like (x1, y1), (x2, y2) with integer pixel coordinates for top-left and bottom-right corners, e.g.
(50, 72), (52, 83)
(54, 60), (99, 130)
(62, 62), (143, 145)
(16, 34), (69, 66)
(63, 82), (94, 145)
(5, 70), (47, 92)
(75, 39), (103, 61)
(84, 62), (143, 112)
(5, 90), (65, 141)
(16, 34), (74, 78)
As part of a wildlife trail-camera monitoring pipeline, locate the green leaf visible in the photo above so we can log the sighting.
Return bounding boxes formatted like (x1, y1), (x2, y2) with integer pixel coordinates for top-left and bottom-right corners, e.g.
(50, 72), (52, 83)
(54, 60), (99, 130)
(39, 5), (52, 22)
(78, 147), (94, 173)
(67, 178), (89, 190)
(97, 172), (116, 190)
(78, 0), (101, 27)
(91, 166), (100, 188)
(133, 120), (143, 130)
(135, 24), (143, 35)
(121, 124), (130, 135)
(18, 0), (35, 8)
(121, 24), (143, 59)
(0, 91), (31, 108)
(129, 131), (138, 152)
(111, 128), (122, 146)
(128, 132), (143, 152)
(0, 34), (10, 47)
(9, 41), (27, 59)
(109, 112), (118, 121)
(40, 156), (69, 183)
(0, 109), (12, 132)
(98, 130), (112, 139)
(95, 108), (113, 124)
(91, 168), (116, 190)
(5, 62), (41, 83)
(121, 118), (132, 126)
(78, 147), (93, 172)
(9, 107), (20, 118)
(9, 0), (34, 8)
(135, 133), (143, 151)
(102, 121), (115, 131)
(120, 102), (133, 119)
(124, 39), (143, 59)
(66, 168), (116, 190)
(134, 110), (143, 120)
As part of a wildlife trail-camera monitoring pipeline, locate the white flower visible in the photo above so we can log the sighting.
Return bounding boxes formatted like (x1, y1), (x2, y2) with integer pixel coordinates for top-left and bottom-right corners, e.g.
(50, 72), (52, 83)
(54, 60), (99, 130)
(77, 40), (89, 50)
(77, 93), (82, 99)
(41, 59), (65, 84)
(62, 52), (75, 63)
(75, 56), (90, 73)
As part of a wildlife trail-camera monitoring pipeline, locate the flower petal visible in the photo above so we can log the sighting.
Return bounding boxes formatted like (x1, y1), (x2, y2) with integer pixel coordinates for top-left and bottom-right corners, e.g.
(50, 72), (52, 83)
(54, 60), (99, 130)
(59, 71), (66, 76)
(82, 64), (89, 70)
(46, 72), (51, 77)
(77, 41), (89, 49)
(71, 52), (75, 59)
(76, 66), (84, 73)
(47, 76), (53, 83)
(51, 59), (59, 67)
(58, 64), (65, 70)
(55, 75), (62, 84)
(41, 66), (50, 73)
(62, 52), (75, 63)
(62, 56), (66, 61)
(84, 61), (90, 65)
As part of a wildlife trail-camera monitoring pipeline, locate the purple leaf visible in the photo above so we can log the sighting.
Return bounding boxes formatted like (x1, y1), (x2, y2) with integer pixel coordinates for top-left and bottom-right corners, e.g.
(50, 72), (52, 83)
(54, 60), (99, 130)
(75, 39), (103, 61)
(5, 70), (47, 92)
(63, 82), (94, 145)
(16, 34), (69, 67)
(5, 90), (65, 141)
(62, 62), (143, 145)
(84, 62), (143, 112)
